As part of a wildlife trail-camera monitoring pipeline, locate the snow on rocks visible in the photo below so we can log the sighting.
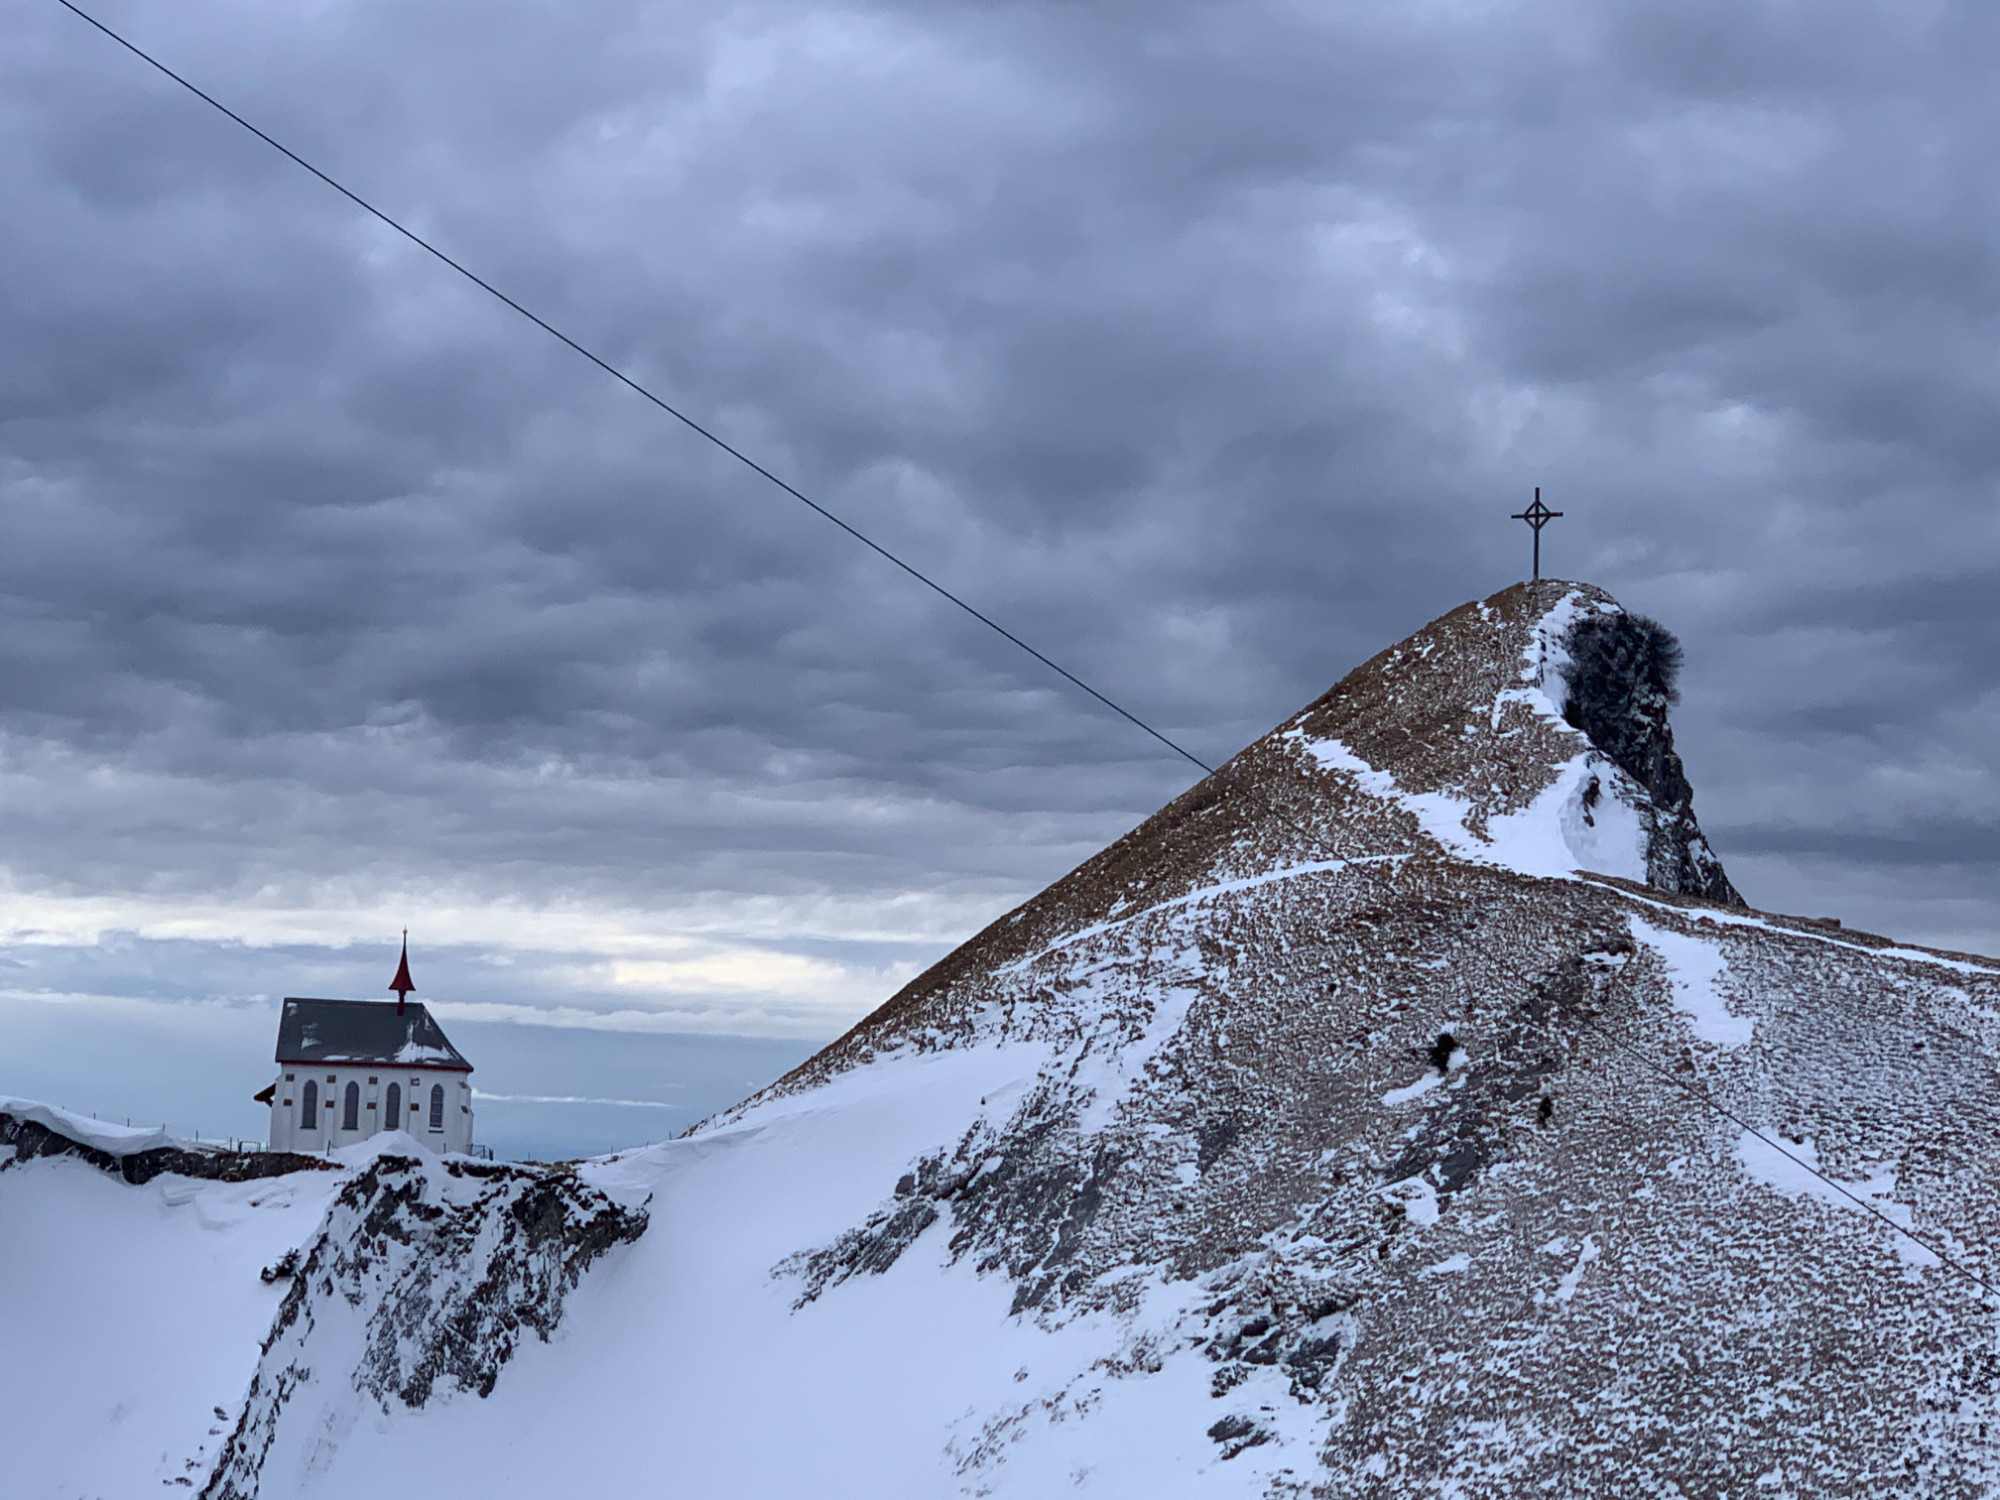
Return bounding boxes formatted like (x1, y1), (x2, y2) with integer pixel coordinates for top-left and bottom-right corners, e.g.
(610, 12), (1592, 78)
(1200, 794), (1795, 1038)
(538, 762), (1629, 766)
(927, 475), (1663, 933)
(1381, 1070), (1447, 1107)
(1280, 582), (1733, 906)
(677, 582), (2000, 1495)
(15, 580), (2000, 1497)
(1, 1097), (333, 1185)
(1551, 1235), (1599, 1304)
(1421, 1252), (1472, 1276)
(1629, 916), (1752, 1048)
(202, 1146), (647, 1499)
(1382, 1176), (1441, 1229)
(0, 1095), (180, 1156)
(1732, 1130), (1937, 1271)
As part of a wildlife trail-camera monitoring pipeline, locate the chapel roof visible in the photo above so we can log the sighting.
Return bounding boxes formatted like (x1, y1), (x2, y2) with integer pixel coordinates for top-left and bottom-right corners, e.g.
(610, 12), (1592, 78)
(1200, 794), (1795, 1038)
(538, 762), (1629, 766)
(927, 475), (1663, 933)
(275, 997), (472, 1071)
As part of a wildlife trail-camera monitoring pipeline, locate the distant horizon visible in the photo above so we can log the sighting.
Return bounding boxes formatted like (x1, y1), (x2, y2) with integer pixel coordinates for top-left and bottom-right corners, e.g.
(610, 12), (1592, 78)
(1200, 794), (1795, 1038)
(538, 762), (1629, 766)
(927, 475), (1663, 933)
(4, 1000), (825, 1161)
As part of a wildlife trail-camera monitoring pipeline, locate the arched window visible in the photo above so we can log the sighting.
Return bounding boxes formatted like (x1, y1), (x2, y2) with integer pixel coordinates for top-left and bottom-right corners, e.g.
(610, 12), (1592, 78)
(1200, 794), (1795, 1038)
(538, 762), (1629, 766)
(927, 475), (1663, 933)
(428, 1083), (445, 1131)
(300, 1080), (318, 1129)
(384, 1083), (401, 1132)
(342, 1081), (360, 1131)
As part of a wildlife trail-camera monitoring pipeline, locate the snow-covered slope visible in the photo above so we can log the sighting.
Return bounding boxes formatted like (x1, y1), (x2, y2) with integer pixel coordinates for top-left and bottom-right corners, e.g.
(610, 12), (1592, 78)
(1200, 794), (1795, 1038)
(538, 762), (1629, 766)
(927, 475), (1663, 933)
(0, 1102), (644, 1500)
(10, 580), (2000, 1498)
(0, 1102), (344, 1496)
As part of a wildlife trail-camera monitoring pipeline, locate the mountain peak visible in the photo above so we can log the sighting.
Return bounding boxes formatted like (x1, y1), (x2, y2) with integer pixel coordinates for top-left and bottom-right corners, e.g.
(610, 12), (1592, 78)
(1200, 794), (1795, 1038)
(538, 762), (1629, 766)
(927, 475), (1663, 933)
(1281, 579), (1740, 905)
(777, 580), (1738, 1089)
(18, 584), (2000, 1498)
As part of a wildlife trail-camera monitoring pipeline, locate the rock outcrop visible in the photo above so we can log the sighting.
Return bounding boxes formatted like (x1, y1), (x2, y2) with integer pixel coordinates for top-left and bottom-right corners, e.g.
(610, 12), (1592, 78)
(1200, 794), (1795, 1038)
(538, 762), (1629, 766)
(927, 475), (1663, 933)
(0, 1103), (646, 1500)
(1555, 603), (1740, 903)
(0, 1109), (335, 1186)
(203, 1151), (648, 1500)
(728, 581), (2000, 1495)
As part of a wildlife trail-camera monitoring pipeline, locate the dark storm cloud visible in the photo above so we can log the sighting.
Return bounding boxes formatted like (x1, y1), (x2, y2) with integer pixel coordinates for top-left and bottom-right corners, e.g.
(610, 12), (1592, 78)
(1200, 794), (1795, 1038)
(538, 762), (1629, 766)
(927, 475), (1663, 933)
(4, 0), (2000, 1104)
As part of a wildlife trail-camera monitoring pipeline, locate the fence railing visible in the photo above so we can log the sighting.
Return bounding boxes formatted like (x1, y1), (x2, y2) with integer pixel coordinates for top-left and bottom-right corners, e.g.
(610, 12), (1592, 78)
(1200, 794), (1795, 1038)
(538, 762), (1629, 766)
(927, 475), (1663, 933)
(19, 1102), (496, 1162)
(54, 1111), (267, 1154)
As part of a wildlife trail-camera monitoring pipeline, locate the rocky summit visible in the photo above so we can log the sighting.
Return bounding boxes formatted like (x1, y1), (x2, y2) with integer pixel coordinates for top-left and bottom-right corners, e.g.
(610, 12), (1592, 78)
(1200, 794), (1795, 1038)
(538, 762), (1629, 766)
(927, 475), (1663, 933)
(8, 581), (2000, 1499)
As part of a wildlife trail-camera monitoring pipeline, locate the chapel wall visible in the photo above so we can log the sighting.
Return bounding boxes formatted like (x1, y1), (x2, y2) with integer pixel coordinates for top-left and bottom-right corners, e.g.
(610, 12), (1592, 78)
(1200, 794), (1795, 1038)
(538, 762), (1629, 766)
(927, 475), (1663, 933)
(267, 1065), (474, 1154)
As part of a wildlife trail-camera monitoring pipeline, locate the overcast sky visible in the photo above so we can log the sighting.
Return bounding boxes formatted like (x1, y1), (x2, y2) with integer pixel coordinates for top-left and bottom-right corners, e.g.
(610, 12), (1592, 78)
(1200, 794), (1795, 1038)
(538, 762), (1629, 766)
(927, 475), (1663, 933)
(5, 0), (1999, 1154)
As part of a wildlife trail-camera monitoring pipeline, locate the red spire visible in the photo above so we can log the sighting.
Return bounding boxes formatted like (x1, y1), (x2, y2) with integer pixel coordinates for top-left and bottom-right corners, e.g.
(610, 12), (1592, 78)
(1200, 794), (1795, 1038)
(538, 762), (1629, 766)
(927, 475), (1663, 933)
(390, 929), (415, 1014)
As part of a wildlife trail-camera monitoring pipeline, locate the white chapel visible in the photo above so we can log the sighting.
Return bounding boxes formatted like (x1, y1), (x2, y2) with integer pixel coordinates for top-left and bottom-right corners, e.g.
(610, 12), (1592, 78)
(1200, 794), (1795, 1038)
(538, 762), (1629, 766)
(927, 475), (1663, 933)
(255, 940), (476, 1154)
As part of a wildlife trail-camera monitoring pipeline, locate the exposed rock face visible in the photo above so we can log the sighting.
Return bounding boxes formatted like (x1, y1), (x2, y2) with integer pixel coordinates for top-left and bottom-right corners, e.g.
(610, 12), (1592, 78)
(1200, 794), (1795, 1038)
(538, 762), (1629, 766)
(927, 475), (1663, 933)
(0, 1110), (334, 1185)
(203, 1152), (647, 1500)
(732, 581), (2000, 1495)
(1557, 607), (1741, 904)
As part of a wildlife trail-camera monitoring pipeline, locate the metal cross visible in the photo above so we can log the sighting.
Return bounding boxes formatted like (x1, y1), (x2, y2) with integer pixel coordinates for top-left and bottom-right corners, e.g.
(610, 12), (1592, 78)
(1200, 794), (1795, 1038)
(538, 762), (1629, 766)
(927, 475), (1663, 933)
(1510, 488), (1563, 583)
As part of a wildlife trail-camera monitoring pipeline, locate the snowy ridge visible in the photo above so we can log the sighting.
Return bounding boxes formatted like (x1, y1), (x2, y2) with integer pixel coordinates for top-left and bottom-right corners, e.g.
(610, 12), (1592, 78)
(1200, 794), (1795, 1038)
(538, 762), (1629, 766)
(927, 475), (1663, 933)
(1277, 583), (1686, 892)
(0, 1107), (645, 1499)
(1293, 732), (1651, 885)
(1, 1094), (189, 1157)
(204, 1145), (646, 1500)
(0, 1106), (349, 1496)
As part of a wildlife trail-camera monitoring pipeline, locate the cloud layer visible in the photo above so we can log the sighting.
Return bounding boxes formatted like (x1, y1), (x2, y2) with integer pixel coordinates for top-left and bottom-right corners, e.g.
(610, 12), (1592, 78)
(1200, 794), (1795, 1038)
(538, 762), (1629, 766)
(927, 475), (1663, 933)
(6, 0), (2000, 1134)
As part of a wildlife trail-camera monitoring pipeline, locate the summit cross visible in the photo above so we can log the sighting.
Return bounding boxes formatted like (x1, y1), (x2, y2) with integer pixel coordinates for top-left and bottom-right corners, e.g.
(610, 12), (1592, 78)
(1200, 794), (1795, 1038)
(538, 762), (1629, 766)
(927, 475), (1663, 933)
(1510, 488), (1563, 583)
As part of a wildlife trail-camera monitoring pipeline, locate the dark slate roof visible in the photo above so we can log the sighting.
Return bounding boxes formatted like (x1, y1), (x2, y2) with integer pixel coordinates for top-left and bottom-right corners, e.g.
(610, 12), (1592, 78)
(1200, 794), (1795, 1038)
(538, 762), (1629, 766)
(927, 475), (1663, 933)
(275, 998), (472, 1071)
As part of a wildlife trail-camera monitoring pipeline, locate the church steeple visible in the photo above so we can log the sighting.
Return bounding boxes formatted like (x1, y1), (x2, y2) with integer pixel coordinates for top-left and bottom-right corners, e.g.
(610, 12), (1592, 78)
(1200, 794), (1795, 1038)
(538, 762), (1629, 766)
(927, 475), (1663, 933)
(390, 929), (415, 1015)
